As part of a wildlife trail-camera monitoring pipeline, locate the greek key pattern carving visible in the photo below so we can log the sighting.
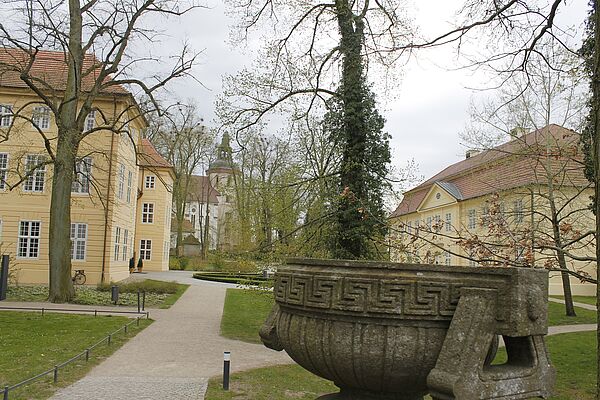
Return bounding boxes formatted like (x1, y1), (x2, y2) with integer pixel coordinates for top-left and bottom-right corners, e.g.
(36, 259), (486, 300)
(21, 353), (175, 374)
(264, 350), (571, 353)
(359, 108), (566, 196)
(274, 273), (467, 320)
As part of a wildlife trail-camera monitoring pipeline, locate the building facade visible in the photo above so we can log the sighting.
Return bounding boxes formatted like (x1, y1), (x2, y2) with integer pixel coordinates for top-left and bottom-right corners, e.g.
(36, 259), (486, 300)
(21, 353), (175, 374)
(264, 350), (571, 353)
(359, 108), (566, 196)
(0, 49), (172, 284)
(389, 125), (595, 296)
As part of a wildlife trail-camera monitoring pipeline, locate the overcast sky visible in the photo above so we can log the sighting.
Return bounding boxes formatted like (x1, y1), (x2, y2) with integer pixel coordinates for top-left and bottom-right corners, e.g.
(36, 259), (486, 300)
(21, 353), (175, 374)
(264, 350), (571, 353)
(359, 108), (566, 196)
(146, 0), (590, 186)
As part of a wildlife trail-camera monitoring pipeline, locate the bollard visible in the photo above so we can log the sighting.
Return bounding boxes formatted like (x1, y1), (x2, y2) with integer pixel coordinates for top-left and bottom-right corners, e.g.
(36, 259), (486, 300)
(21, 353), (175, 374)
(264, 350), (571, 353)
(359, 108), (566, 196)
(136, 317), (140, 326)
(0, 255), (9, 301)
(137, 289), (141, 313)
(108, 334), (112, 345)
(142, 291), (146, 311)
(111, 285), (119, 305)
(41, 308), (44, 317)
(85, 349), (90, 362)
(125, 324), (128, 334)
(4, 385), (9, 400)
(223, 351), (231, 390)
(53, 366), (58, 383)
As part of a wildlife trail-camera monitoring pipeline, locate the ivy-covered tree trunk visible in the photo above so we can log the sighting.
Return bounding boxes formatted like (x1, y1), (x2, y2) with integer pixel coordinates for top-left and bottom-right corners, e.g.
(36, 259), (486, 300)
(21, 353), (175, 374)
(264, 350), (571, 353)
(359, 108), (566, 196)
(330, 0), (391, 260)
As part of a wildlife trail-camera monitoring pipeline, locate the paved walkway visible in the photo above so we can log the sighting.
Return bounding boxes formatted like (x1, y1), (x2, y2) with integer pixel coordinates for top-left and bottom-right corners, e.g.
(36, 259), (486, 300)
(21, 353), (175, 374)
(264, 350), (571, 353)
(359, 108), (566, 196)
(549, 296), (597, 311)
(50, 271), (293, 400)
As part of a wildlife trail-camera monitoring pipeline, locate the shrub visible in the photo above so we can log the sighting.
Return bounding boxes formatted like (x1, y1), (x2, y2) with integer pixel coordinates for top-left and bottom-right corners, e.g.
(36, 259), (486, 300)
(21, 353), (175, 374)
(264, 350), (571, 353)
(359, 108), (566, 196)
(97, 279), (179, 294)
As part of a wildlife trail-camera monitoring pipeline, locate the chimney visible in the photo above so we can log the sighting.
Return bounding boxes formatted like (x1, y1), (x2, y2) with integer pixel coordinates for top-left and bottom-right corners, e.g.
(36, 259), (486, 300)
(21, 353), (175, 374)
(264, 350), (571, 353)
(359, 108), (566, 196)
(465, 149), (480, 159)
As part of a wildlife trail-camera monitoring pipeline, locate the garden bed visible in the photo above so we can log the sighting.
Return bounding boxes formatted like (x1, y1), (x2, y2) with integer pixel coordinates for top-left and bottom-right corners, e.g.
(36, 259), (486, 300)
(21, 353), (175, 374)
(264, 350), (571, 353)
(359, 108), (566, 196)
(6, 279), (188, 309)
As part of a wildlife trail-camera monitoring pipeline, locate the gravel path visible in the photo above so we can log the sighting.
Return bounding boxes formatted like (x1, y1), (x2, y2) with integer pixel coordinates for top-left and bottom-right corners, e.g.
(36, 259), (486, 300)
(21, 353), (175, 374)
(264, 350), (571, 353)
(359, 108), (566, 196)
(549, 296), (597, 311)
(49, 272), (292, 400)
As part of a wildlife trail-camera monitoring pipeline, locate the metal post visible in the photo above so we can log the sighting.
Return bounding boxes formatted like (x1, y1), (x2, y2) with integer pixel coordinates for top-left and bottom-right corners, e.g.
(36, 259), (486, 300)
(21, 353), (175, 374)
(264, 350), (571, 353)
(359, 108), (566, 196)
(137, 289), (141, 313)
(0, 255), (9, 301)
(124, 324), (128, 334)
(41, 308), (44, 317)
(223, 351), (231, 390)
(94, 310), (97, 317)
(4, 385), (9, 400)
(108, 334), (112, 345)
(111, 285), (119, 305)
(53, 366), (58, 383)
(85, 349), (90, 362)
(136, 317), (140, 326)
(142, 291), (146, 311)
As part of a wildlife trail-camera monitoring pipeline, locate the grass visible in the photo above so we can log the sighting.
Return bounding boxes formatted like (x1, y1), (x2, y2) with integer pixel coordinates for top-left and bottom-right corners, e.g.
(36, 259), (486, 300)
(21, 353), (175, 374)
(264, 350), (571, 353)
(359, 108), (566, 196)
(547, 301), (597, 325)
(7, 279), (189, 308)
(550, 295), (597, 306)
(204, 332), (596, 400)
(219, 289), (597, 344)
(220, 289), (274, 344)
(0, 311), (152, 400)
(204, 364), (337, 400)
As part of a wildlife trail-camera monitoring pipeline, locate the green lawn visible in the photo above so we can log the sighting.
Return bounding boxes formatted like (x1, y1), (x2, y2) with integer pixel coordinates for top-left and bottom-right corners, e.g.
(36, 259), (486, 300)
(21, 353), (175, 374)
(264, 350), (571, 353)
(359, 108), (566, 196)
(7, 279), (188, 308)
(551, 296), (597, 307)
(219, 289), (597, 344)
(547, 301), (597, 325)
(205, 332), (596, 400)
(0, 311), (152, 399)
(220, 289), (274, 344)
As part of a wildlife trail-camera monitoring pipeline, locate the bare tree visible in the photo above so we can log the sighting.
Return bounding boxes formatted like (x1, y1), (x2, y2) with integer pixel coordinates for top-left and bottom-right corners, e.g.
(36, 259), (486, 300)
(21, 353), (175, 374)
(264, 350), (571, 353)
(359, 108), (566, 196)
(0, 0), (200, 302)
(145, 101), (213, 258)
(219, 0), (413, 258)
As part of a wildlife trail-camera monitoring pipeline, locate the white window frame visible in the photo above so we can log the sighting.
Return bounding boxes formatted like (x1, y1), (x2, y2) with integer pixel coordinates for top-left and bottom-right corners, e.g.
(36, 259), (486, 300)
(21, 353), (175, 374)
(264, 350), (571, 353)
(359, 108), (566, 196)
(122, 229), (129, 262)
(32, 106), (50, 130)
(445, 251), (451, 266)
(117, 164), (125, 199)
(18, 220), (41, 258)
(514, 199), (524, 223)
(140, 239), (152, 261)
(24, 154), (46, 193)
(70, 223), (87, 261)
(114, 226), (121, 261)
(145, 175), (156, 190)
(72, 157), (93, 194)
(126, 170), (132, 203)
(467, 209), (476, 229)
(142, 203), (154, 224)
(445, 213), (452, 232)
(0, 105), (13, 127)
(85, 110), (96, 131)
(0, 153), (8, 190)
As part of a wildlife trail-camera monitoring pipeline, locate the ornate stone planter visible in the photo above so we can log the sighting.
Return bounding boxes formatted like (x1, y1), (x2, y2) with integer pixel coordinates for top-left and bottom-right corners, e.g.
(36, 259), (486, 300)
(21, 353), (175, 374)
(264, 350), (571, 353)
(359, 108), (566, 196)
(260, 258), (555, 400)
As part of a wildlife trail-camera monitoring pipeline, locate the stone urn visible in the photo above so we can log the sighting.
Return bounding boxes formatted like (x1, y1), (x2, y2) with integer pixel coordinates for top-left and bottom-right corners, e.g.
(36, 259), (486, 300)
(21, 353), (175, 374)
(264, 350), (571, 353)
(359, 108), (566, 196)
(260, 258), (555, 400)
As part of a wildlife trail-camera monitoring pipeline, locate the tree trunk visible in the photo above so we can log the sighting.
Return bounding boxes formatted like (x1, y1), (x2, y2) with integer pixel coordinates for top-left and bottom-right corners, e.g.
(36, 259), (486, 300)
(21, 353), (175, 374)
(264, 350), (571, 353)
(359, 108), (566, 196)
(558, 257), (577, 317)
(49, 0), (83, 303)
(592, 2), (600, 398)
(48, 131), (77, 302)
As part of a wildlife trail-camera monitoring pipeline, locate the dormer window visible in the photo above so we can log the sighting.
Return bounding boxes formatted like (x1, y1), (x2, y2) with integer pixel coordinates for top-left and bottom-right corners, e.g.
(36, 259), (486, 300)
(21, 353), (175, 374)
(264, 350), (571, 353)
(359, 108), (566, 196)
(145, 175), (156, 189)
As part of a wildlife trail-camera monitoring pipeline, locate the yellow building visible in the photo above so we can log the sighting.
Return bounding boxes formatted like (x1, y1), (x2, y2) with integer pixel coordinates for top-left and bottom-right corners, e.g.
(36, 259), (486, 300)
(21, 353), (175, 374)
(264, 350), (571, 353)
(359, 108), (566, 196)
(0, 49), (173, 284)
(389, 125), (595, 296)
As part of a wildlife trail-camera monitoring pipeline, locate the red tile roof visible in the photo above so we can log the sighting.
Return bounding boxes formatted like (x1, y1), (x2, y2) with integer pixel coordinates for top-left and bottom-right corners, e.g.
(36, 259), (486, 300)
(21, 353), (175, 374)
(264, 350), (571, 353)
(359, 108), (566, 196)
(0, 48), (128, 95)
(138, 138), (173, 169)
(187, 175), (220, 204)
(390, 124), (588, 218)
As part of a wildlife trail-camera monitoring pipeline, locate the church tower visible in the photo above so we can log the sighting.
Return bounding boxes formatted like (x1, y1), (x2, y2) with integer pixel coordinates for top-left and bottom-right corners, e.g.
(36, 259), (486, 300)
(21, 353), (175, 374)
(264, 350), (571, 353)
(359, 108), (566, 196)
(207, 133), (234, 191)
(207, 133), (236, 250)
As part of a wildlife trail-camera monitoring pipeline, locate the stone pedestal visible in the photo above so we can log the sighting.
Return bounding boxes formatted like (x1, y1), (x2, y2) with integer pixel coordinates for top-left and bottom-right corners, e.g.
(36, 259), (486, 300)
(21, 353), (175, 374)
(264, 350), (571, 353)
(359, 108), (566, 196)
(260, 258), (555, 400)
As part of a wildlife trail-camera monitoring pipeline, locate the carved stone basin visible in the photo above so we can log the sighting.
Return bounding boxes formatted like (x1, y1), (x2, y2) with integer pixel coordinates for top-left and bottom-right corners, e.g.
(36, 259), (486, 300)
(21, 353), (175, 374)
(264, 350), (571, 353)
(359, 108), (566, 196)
(260, 258), (555, 400)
